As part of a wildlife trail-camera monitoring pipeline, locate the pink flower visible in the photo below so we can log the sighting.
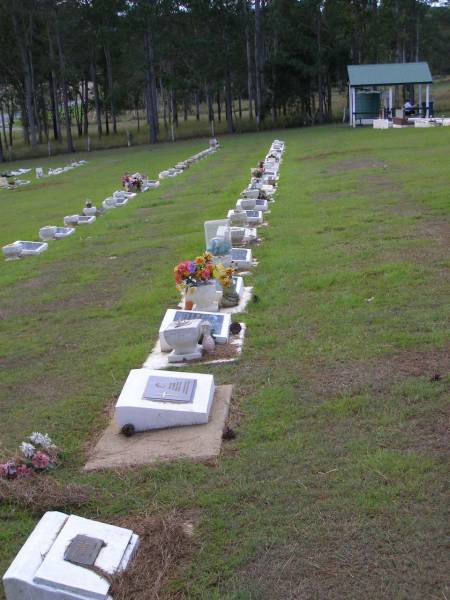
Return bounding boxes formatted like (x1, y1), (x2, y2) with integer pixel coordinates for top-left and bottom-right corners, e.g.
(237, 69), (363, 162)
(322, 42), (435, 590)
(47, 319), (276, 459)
(16, 464), (32, 477)
(32, 451), (50, 470)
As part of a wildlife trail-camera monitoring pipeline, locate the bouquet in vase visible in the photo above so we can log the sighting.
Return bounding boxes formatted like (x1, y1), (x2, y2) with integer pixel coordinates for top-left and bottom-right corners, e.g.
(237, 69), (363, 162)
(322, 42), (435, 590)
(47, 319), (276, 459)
(121, 172), (145, 192)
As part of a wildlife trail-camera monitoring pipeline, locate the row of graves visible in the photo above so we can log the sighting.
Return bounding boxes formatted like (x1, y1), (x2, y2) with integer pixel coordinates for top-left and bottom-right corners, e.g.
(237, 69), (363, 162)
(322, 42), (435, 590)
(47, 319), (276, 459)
(2, 138), (285, 600)
(1, 143), (219, 261)
(0, 160), (89, 191)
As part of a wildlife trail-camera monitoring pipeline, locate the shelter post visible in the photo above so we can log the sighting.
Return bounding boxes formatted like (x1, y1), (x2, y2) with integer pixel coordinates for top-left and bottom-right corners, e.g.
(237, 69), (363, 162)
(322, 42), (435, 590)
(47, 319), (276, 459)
(351, 87), (356, 127)
(425, 84), (430, 117)
(348, 85), (353, 127)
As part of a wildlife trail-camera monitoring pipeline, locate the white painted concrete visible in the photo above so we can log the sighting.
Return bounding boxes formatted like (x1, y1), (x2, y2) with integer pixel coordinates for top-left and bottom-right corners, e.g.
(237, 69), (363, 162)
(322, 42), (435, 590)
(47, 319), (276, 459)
(115, 369), (215, 431)
(3, 511), (139, 600)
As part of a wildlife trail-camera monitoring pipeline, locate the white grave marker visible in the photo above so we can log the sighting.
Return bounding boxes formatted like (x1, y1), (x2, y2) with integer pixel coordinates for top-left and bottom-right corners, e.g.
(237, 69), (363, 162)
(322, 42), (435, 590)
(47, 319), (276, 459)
(115, 369), (215, 431)
(231, 248), (253, 269)
(159, 309), (231, 351)
(3, 511), (139, 600)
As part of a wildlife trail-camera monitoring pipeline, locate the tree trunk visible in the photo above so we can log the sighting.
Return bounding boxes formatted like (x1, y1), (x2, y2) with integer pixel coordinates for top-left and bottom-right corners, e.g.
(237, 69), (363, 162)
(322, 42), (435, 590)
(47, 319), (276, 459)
(135, 97), (140, 131)
(243, 0), (254, 120)
(104, 44), (117, 133)
(144, 28), (157, 144)
(317, 8), (324, 124)
(83, 78), (89, 136)
(207, 89), (214, 123)
(48, 74), (58, 140)
(20, 96), (30, 145)
(172, 88), (178, 126)
(1, 104), (8, 149)
(216, 88), (221, 122)
(0, 126), (4, 162)
(195, 92), (200, 120)
(7, 100), (14, 147)
(54, 11), (74, 152)
(91, 58), (102, 137)
(254, 0), (265, 126)
(11, 7), (37, 148)
(39, 90), (49, 142)
(160, 79), (168, 130)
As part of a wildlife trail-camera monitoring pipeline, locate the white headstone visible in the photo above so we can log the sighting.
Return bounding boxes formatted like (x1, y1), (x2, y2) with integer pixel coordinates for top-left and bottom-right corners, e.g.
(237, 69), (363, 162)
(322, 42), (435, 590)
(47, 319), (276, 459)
(115, 369), (215, 431)
(3, 511), (139, 600)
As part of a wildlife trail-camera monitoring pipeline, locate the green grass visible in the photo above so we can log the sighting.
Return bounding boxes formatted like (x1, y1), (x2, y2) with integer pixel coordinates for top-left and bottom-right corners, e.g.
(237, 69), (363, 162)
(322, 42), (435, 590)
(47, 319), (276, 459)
(0, 125), (449, 599)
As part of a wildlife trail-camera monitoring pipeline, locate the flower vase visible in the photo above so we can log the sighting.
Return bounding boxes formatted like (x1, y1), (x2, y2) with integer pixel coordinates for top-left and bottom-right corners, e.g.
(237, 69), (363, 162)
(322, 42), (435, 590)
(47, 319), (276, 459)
(221, 284), (240, 308)
(189, 282), (218, 312)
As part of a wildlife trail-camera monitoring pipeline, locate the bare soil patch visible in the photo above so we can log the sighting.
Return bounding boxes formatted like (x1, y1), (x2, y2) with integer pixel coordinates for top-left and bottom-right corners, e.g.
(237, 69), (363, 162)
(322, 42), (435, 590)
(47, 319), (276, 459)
(327, 158), (387, 174)
(299, 347), (450, 399)
(312, 191), (350, 202)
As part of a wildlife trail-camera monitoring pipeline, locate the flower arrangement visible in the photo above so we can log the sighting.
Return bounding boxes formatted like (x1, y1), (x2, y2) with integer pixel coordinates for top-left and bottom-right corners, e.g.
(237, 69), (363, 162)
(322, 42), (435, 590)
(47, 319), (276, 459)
(251, 167), (263, 178)
(174, 252), (215, 291)
(214, 263), (236, 288)
(0, 432), (60, 479)
(121, 172), (144, 192)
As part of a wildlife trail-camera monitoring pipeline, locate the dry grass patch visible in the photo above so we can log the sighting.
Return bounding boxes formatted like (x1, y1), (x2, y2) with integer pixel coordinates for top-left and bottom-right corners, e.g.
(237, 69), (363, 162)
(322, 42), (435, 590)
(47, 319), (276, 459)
(110, 511), (198, 600)
(0, 475), (92, 514)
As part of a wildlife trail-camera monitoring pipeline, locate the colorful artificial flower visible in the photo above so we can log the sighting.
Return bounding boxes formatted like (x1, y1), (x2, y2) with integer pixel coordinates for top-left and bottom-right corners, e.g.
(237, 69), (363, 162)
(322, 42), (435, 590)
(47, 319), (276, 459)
(31, 451), (50, 470)
(173, 252), (215, 290)
(29, 432), (53, 449)
(16, 464), (32, 477)
(0, 462), (17, 479)
(20, 442), (35, 459)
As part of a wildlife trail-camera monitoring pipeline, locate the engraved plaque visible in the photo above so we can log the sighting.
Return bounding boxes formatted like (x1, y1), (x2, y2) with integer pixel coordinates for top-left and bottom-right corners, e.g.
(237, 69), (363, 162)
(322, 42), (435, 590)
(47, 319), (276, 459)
(64, 535), (105, 567)
(245, 210), (260, 218)
(231, 249), (248, 260)
(143, 376), (197, 403)
(173, 311), (224, 335)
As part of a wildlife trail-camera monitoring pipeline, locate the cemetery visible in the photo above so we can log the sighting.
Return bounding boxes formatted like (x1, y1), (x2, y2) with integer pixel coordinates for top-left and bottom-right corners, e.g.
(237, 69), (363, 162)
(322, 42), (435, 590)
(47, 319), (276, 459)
(0, 119), (449, 599)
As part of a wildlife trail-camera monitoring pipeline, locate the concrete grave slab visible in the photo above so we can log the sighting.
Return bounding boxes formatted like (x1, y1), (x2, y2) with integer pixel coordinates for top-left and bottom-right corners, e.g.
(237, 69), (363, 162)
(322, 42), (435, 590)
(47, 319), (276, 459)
(144, 323), (246, 369)
(3, 511), (139, 600)
(231, 248), (253, 269)
(115, 369), (215, 431)
(159, 308), (231, 351)
(84, 385), (232, 470)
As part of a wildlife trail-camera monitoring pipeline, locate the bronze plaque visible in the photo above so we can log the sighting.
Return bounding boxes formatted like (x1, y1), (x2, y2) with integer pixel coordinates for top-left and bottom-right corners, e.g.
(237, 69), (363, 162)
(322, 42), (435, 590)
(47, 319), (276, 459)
(64, 535), (105, 567)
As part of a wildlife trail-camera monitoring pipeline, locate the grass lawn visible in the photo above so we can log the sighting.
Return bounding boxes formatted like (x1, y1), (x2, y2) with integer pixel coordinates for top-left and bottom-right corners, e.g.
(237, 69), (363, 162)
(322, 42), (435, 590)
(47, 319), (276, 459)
(0, 125), (449, 599)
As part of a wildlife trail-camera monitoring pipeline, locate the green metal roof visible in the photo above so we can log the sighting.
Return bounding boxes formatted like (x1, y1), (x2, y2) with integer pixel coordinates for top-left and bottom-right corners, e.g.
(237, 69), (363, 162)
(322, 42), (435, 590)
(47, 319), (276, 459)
(347, 62), (432, 86)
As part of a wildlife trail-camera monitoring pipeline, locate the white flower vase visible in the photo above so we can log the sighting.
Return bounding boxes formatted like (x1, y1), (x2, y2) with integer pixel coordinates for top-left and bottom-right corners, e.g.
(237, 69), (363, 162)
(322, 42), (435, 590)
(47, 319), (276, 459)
(189, 283), (218, 312)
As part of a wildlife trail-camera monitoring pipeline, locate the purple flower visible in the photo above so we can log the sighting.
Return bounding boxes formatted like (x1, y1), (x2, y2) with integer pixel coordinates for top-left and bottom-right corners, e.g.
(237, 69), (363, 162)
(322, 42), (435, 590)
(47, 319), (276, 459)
(188, 261), (196, 274)
(0, 462), (17, 479)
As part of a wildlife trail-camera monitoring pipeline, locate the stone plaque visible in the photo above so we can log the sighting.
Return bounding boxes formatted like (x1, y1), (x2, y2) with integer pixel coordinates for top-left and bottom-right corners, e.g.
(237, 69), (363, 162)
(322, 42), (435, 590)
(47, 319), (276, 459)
(245, 210), (260, 217)
(64, 535), (105, 567)
(143, 375), (197, 403)
(173, 310), (224, 335)
(231, 249), (248, 260)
